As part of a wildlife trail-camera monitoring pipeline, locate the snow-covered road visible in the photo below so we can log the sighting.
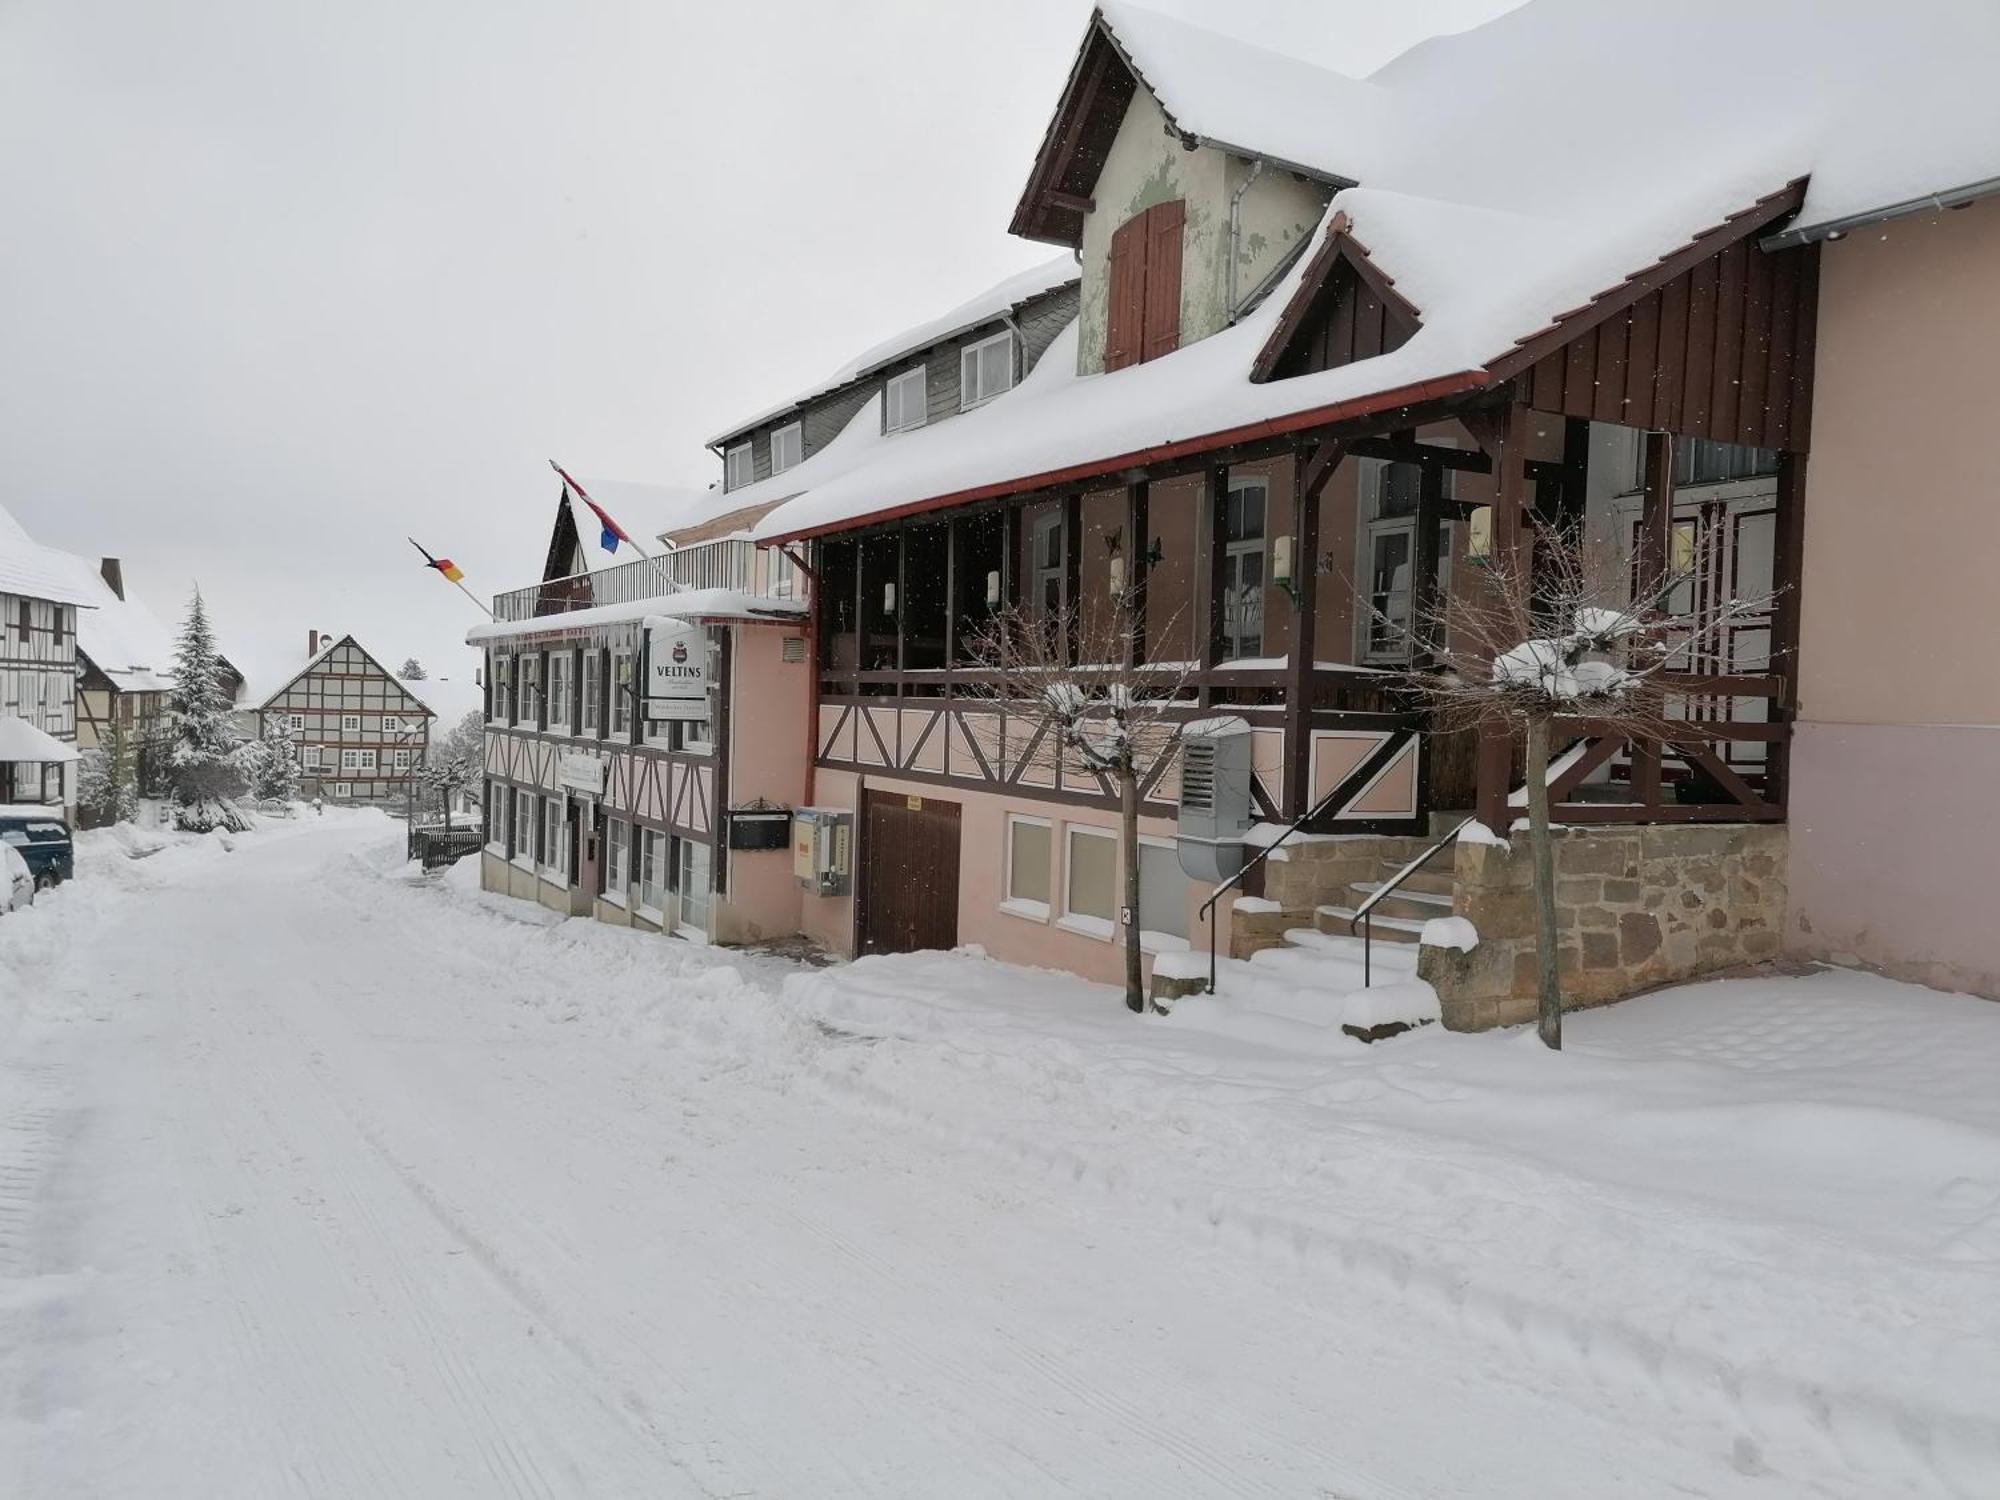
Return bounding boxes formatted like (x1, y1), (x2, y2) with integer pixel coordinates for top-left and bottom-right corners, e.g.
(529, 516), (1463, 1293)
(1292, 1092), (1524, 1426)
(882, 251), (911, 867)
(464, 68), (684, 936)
(0, 816), (1992, 1497)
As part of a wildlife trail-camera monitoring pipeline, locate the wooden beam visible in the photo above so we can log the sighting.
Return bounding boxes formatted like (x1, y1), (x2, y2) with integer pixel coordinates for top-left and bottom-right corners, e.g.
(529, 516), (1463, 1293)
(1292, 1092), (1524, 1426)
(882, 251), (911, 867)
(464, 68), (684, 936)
(1765, 450), (1808, 808)
(1347, 436), (1493, 473)
(1047, 191), (1095, 214)
(1475, 400), (1530, 834)
(1413, 463), (1445, 665)
(1200, 464), (1231, 681)
(1062, 493), (1082, 666)
(1631, 431), (1676, 807)
(1001, 504), (1022, 613)
(1283, 443), (1334, 818)
(942, 515), (958, 668)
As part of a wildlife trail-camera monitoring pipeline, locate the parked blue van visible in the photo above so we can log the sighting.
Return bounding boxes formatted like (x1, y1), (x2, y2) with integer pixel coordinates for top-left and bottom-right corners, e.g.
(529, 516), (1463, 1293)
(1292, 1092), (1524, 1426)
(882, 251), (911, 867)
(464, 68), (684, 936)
(0, 809), (75, 891)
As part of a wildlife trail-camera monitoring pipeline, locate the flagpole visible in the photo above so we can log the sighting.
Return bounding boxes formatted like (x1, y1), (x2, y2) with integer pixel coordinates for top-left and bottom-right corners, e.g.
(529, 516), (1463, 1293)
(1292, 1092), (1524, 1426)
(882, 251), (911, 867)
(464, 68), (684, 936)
(550, 459), (650, 559)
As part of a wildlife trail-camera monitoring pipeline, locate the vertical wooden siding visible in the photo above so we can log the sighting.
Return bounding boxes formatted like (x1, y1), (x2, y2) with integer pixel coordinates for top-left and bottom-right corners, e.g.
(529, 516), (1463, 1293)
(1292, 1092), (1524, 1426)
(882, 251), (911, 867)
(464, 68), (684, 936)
(1525, 240), (1820, 451)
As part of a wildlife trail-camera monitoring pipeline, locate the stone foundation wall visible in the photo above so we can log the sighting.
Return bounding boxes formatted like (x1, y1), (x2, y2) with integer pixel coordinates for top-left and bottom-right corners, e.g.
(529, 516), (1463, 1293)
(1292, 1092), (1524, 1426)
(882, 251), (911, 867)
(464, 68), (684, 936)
(1420, 824), (1787, 1031)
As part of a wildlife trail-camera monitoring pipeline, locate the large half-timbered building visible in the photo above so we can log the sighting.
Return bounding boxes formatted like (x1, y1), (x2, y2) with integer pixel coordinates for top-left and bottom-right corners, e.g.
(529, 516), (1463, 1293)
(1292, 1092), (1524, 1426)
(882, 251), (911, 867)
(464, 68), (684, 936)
(257, 633), (433, 805)
(472, 1), (2000, 1023)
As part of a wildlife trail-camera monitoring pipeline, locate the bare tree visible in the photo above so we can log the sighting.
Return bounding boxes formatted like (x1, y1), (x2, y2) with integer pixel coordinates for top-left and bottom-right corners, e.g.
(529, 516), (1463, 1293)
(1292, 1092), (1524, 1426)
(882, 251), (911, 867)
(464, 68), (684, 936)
(1363, 517), (1780, 1049)
(959, 582), (1195, 1015)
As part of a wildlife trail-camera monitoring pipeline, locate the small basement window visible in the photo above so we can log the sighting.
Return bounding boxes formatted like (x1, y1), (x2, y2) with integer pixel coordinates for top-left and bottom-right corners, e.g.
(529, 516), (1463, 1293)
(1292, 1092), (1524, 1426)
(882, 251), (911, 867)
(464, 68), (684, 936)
(1062, 825), (1117, 938)
(1003, 815), (1051, 919)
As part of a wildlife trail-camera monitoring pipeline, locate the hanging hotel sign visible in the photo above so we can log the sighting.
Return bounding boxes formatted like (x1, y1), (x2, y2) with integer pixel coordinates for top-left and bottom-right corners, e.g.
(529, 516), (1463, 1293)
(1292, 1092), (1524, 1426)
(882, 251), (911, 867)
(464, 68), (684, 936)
(645, 621), (710, 721)
(559, 753), (605, 795)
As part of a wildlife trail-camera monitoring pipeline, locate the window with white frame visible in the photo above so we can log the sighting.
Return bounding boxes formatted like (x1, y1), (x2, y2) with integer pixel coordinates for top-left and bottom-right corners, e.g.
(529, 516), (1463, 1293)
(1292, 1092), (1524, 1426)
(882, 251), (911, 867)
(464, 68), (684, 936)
(516, 652), (541, 724)
(638, 828), (667, 913)
(677, 837), (710, 934)
(1063, 825), (1117, 936)
(604, 816), (629, 897)
(285, 713), (304, 733)
(392, 747), (412, 770)
(548, 651), (572, 733)
(960, 331), (1014, 408)
(610, 650), (634, 737)
(542, 796), (566, 878)
(770, 422), (803, 475)
(1033, 510), (1065, 616)
(581, 652), (601, 735)
(885, 367), (927, 432)
(1137, 837), (1191, 942)
(357, 748), (377, 771)
(341, 714), (361, 732)
(724, 442), (754, 492)
(515, 788), (537, 861)
(340, 748), (360, 771)
(1220, 476), (1267, 661)
(1003, 816), (1052, 918)
(382, 714), (401, 734)
(1359, 456), (1455, 663)
(303, 745), (326, 771)
(490, 654), (511, 721)
(333, 782), (351, 798)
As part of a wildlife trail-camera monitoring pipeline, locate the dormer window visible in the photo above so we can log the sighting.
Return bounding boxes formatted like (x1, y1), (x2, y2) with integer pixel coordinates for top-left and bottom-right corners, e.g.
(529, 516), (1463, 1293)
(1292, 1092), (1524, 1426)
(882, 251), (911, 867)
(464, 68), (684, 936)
(960, 332), (1015, 408)
(770, 423), (803, 475)
(885, 367), (927, 433)
(724, 442), (754, 491)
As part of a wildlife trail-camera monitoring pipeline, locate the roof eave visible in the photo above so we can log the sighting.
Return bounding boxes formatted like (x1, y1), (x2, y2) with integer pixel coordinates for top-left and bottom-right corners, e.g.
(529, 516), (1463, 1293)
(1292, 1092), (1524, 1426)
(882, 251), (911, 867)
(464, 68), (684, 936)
(1760, 174), (2000, 250)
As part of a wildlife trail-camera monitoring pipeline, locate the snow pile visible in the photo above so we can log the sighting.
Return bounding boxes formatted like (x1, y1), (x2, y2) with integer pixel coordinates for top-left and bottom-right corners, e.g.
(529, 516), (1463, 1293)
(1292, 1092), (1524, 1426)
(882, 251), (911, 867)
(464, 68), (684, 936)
(1419, 915), (1479, 951)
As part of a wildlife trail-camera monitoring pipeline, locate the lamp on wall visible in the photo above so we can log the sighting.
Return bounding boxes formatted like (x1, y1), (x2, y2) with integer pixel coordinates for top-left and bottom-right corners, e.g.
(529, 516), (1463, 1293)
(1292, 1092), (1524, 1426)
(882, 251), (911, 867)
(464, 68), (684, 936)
(985, 570), (1001, 609)
(1107, 553), (1126, 598)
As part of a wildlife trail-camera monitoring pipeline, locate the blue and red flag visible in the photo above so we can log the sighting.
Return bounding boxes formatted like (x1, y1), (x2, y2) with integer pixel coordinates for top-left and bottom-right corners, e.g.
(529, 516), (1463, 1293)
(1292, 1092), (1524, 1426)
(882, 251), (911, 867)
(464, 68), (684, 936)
(550, 460), (642, 557)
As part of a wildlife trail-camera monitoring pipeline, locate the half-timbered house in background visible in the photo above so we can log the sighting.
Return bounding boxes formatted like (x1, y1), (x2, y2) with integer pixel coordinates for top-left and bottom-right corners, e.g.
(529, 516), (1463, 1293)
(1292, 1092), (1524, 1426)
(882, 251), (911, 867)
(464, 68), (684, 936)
(257, 633), (433, 805)
(471, 0), (2000, 1024)
(0, 506), (85, 812)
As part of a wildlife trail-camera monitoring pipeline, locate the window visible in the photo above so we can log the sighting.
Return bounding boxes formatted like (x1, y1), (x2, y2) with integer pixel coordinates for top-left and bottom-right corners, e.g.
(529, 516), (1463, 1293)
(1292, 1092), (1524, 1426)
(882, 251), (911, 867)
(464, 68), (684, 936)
(382, 714), (401, 734)
(303, 745), (326, 771)
(285, 713), (304, 733)
(1105, 199), (1185, 370)
(1672, 438), (1777, 488)
(356, 748), (377, 771)
(542, 797), (567, 878)
(885, 367), (927, 432)
(1220, 476), (1267, 661)
(581, 652), (601, 735)
(516, 653), (541, 725)
(340, 748), (361, 771)
(548, 651), (572, 733)
(604, 816), (629, 898)
(610, 650), (634, 737)
(1033, 510), (1066, 617)
(638, 828), (667, 913)
(1003, 816), (1052, 919)
(770, 422), (803, 475)
(340, 714), (361, 732)
(1137, 838), (1190, 942)
(960, 332), (1014, 408)
(392, 747), (412, 770)
(1063, 826), (1117, 937)
(677, 838), (710, 934)
(491, 654), (511, 721)
(333, 782), (351, 798)
(1360, 458), (1454, 663)
(678, 701), (714, 755)
(516, 788), (537, 862)
(724, 442), (754, 492)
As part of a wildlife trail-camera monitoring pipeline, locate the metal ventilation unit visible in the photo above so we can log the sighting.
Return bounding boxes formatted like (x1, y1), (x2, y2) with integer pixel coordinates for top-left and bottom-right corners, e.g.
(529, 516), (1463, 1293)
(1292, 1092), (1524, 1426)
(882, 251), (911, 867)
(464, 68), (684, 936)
(1175, 720), (1255, 883)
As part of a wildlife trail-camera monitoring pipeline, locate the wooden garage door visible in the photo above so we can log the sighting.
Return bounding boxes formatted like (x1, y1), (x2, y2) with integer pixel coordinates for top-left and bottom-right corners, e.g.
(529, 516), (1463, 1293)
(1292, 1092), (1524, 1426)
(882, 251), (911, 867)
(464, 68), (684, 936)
(857, 790), (961, 956)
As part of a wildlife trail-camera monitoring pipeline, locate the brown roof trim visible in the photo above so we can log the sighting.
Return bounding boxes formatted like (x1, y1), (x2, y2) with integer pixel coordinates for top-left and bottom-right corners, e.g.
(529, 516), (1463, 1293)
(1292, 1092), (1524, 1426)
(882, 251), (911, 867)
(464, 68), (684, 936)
(1008, 12), (1146, 247)
(1249, 212), (1422, 382)
(1486, 179), (1808, 382)
(759, 370), (1489, 545)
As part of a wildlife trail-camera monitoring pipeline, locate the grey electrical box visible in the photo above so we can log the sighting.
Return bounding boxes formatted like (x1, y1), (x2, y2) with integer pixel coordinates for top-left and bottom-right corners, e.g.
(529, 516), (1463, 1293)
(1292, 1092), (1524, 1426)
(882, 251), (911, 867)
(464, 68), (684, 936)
(792, 807), (853, 897)
(1175, 723), (1255, 883)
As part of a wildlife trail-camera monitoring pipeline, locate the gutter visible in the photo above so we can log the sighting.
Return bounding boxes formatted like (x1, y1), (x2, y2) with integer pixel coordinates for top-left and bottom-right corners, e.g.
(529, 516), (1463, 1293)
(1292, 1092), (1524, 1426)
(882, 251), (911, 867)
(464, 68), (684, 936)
(758, 368), (1491, 545)
(1226, 159), (1267, 320)
(1761, 174), (2000, 250)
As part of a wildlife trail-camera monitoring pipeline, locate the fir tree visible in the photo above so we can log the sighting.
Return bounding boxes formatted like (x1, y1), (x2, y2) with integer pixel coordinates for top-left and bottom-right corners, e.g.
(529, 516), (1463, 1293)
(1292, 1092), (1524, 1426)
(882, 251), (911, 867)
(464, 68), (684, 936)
(166, 589), (249, 832)
(243, 716), (301, 803)
(78, 722), (138, 827)
(398, 657), (427, 680)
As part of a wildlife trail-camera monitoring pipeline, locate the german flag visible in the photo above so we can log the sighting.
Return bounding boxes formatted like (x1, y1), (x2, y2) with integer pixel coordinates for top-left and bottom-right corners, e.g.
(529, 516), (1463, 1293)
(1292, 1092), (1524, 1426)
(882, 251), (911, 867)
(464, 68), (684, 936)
(408, 537), (464, 582)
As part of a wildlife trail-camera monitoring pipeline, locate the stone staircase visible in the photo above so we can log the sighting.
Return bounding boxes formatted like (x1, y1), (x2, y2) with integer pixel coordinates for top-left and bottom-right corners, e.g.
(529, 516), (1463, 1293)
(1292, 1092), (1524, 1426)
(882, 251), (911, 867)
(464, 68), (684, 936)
(1227, 830), (1460, 962)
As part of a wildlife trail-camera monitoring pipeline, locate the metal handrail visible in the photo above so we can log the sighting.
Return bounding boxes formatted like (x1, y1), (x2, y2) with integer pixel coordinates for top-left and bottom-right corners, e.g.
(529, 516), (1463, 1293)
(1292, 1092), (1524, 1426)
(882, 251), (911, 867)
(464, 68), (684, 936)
(1348, 815), (1474, 987)
(1197, 778), (1357, 996)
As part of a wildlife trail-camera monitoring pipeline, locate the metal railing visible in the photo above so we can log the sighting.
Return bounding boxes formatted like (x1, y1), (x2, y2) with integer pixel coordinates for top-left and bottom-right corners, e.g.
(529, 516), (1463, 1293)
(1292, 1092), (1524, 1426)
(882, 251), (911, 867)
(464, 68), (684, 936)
(1347, 816), (1472, 987)
(1197, 777), (1360, 997)
(491, 538), (761, 622)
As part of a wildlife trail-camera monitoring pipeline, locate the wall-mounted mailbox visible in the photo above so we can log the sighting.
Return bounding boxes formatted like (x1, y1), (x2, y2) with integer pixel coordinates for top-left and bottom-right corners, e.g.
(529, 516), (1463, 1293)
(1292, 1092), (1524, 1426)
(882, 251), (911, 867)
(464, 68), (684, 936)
(728, 808), (792, 851)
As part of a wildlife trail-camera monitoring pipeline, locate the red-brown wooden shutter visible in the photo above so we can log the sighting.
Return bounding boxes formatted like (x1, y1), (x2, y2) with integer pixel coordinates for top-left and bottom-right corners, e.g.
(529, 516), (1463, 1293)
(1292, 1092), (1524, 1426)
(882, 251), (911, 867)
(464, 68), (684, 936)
(1140, 199), (1184, 363)
(1105, 214), (1143, 371)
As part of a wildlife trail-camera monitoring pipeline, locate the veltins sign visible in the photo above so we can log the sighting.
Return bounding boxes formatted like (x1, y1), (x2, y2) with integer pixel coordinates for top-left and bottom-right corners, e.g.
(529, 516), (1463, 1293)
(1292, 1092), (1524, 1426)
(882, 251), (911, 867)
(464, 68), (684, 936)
(645, 622), (710, 721)
(559, 753), (605, 795)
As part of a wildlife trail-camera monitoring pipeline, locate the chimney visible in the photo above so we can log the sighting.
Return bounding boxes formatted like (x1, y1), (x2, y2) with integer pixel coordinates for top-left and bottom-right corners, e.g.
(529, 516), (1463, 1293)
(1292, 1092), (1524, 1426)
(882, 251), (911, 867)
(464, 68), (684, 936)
(100, 558), (125, 600)
(308, 629), (321, 657)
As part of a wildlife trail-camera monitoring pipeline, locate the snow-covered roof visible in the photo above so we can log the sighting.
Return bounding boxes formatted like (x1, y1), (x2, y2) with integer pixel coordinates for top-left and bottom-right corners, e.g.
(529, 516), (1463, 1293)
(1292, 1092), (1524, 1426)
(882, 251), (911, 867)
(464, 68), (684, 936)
(754, 0), (2000, 542)
(568, 479), (717, 566)
(0, 715), (79, 763)
(704, 254), (1079, 450)
(0, 504), (104, 609)
(255, 634), (436, 715)
(1091, 2), (1402, 185)
(465, 588), (807, 644)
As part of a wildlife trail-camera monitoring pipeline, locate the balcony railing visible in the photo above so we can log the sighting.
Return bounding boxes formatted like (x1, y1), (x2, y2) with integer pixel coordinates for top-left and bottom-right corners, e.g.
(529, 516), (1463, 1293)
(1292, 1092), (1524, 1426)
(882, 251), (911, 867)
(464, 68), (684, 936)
(492, 538), (762, 622)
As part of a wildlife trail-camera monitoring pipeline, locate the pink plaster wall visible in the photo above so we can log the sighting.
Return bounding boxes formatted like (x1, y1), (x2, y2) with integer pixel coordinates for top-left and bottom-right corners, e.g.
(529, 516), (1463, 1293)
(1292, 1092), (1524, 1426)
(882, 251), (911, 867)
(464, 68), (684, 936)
(718, 625), (810, 943)
(1786, 197), (2000, 996)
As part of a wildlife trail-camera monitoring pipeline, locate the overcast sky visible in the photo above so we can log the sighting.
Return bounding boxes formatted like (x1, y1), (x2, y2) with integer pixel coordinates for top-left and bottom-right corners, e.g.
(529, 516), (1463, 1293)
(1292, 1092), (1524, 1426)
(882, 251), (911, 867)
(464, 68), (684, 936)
(0, 0), (1519, 716)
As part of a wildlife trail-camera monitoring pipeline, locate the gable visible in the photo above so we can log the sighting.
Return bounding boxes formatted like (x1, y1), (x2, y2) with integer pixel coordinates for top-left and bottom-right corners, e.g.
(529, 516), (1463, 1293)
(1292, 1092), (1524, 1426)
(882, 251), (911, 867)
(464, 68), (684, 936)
(1253, 217), (1420, 382)
(1009, 18), (1140, 247)
(260, 636), (434, 718)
